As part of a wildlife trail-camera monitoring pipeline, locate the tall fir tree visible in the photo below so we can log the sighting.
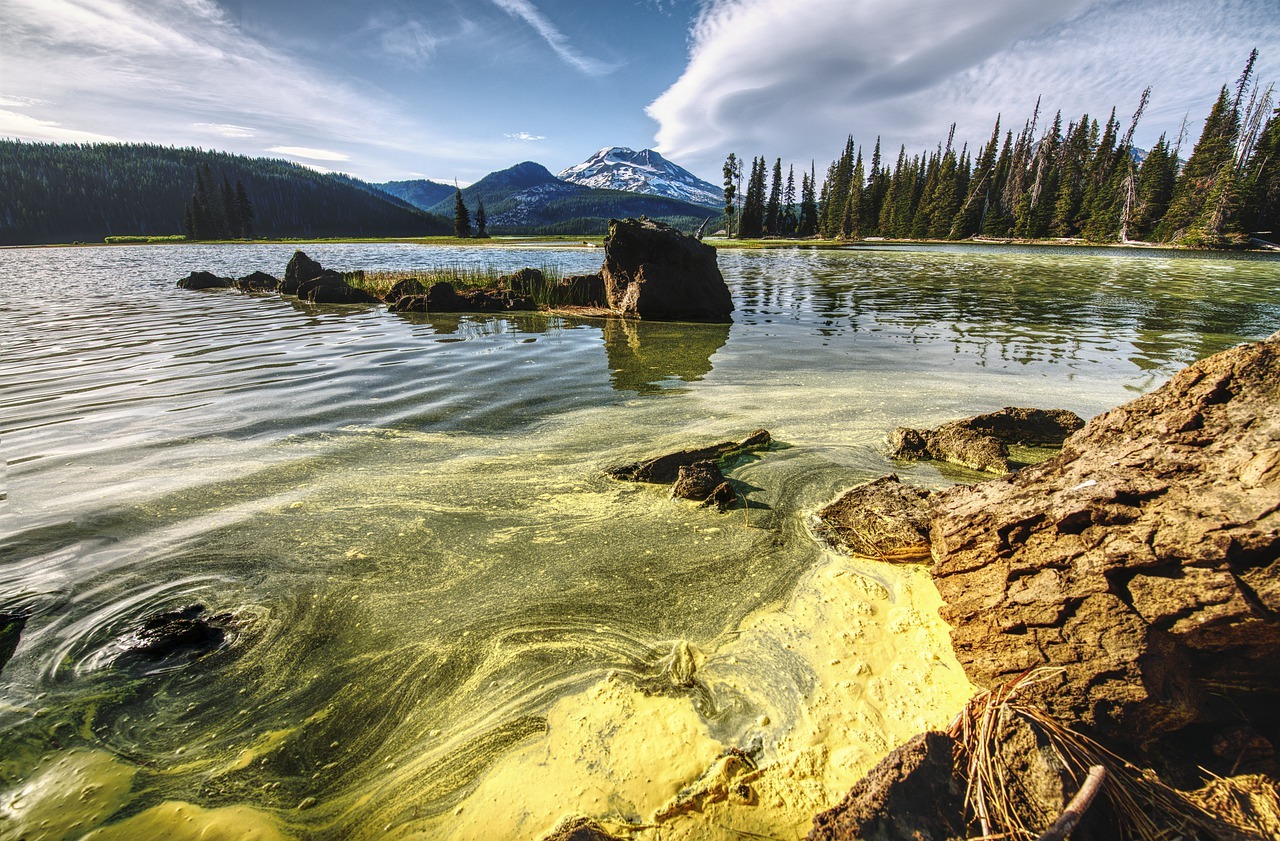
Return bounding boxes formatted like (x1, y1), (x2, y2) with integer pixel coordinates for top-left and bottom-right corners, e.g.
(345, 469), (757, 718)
(765, 158), (783, 236)
(453, 187), (472, 238)
(475, 197), (488, 238)
(722, 153), (739, 237)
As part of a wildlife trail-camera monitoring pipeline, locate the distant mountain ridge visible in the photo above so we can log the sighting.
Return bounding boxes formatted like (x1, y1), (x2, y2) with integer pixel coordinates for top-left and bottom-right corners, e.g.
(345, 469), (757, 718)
(380, 161), (716, 235)
(557, 147), (722, 208)
(377, 178), (455, 211)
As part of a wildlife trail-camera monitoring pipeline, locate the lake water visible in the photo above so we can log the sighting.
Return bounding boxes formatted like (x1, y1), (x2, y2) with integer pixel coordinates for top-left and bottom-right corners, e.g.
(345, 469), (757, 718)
(1, 242), (1277, 840)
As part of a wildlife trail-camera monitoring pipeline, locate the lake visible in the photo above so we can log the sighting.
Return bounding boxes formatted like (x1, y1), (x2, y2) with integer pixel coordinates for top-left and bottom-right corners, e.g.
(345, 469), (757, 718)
(1, 242), (1277, 839)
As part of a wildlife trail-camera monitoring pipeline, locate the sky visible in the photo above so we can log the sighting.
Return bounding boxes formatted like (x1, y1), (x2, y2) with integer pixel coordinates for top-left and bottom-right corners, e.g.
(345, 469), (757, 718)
(1, 0), (1277, 186)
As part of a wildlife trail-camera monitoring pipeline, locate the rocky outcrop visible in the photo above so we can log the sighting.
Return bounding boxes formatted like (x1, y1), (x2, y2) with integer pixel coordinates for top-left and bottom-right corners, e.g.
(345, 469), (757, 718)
(608, 429), (771, 484)
(392, 281), (536, 313)
(539, 816), (627, 841)
(499, 268), (547, 296)
(296, 270), (381, 304)
(601, 218), (733, 322)
(282, 250), (324, 294)
(930, 333), (1280, 774)
(176, 270), (233, 290)
(808, 731), (966, 841)
(814, 475), (933, 561)
(891, 407), (1084, 474)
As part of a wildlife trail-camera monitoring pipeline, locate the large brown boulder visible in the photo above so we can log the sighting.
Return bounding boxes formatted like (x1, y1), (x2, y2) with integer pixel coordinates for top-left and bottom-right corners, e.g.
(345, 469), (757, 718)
(930, 333), (1280, 769)
(601, 218), (733, 322)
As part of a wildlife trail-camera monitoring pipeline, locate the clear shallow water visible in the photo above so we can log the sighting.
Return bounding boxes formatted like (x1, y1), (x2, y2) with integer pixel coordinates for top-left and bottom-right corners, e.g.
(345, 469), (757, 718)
(0, 242), (1277, 838)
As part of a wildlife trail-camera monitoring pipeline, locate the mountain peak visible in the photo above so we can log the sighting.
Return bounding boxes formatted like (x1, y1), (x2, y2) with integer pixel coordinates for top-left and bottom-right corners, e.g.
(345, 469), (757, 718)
(558, 148), (721, 208)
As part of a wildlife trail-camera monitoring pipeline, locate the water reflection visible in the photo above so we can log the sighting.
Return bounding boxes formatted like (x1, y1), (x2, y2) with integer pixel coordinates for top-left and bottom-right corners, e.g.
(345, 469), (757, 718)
(598, 317), (729, 394)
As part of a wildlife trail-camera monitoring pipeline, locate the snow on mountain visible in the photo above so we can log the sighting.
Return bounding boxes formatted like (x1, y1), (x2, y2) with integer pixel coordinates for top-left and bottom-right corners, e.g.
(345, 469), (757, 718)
(557, 147), (722, 208)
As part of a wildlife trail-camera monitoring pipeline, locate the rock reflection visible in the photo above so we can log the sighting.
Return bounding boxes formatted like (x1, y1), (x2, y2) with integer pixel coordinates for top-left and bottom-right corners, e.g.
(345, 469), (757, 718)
(598, 317), (730, 394)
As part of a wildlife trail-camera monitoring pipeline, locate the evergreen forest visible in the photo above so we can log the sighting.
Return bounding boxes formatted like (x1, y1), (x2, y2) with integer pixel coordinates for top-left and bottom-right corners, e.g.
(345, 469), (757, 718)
(0, 141), (449, 245)
(723, 52), (1280, 248)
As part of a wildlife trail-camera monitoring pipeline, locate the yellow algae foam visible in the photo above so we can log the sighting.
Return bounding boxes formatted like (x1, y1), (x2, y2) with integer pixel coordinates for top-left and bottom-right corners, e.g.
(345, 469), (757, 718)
(82, 801), (293, 841)
(0, 749), (135, 841)
(414, 549), (975, 840)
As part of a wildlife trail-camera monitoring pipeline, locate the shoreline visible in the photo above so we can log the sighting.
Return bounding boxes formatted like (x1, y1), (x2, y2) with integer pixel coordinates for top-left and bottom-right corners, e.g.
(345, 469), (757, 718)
(7, 233), (1280, 258)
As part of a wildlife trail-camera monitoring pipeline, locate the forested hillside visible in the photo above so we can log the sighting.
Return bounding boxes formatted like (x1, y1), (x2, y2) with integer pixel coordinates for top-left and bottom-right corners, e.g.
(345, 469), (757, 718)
(0, 141), (449, 245)
(724, 52), (1280, 247)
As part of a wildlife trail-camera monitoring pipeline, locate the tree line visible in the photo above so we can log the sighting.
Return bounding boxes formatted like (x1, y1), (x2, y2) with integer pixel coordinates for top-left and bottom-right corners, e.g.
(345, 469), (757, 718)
(0, 141), (449, 245)
(722, 51), (1279, 248)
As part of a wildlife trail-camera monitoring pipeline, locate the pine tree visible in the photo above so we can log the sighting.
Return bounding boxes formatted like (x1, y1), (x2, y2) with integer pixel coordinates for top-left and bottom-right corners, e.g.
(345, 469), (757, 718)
(453, 187), (472, 237)
(739, 156), (768, 238)
(798, 164), (819, 237)
(722, 153), (739, 237)
(220, 175), (237, 239)
(1243, 106), (1280, 239)
(1158, 87), (1239, 241)
(475, 197), (488, 238)
(234, 180), (254, 238)
(1131, 135), (1176, 240)
(765, 158), (783, 236)
(781, 164), (797, 236)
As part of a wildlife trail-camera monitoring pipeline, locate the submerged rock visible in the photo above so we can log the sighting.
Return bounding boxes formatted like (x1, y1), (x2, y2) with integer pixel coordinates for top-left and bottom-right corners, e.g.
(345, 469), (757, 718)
(176, 270), (233, 290)
(930, 332), (1280, 776)
(808, 731), (965, 841)
(296, 271), (381, 304)
(608, 429), (771, 484)
(236, 271), (279, 291)
(601, 217), (734, 322)
(814, 475), (933, 561)
(0, 611), (26, 678)
(891, 406), (1084, 474)
(113, 604), (231, 668)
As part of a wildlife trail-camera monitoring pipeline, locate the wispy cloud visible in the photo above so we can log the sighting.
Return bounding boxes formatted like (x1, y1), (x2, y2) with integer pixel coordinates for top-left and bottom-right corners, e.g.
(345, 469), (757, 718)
(648, 0), (1280, 176)
(488, 0), (616, 76)
(505, 131), (546, 141)
(193, 122), (255, 138)
(266, 146), (351, 162)
(0, 94), (49, 108)
(0, 108), (120, 143)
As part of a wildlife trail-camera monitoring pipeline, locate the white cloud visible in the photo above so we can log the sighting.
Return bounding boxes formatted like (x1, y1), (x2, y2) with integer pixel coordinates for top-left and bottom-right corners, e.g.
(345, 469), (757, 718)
(193, 122), (254, 138)
(0, 108), (119, 143)
(488, 0), (616, 76)
(0, 94), (49, 108)
(266, 146), (351, 162)
(648, 0), (1280, 176)
(505, 131), (547, 141)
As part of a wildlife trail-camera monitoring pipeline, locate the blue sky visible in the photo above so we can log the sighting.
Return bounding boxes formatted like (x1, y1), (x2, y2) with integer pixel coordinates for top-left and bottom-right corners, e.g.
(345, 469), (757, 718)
(1, 0), (1277, 185)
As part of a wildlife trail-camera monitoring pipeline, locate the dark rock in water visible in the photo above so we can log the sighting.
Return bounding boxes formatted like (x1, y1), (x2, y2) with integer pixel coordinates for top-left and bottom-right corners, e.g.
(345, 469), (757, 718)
(930, 332), (1280, 775)
(115, 604), (229, 667)
(296, 271), (381, 304)
(236, 271), (279, 291)
(891, 406), (1084, 474)
(608, 429), (771, 484)
(0, 612), (26, 678)
(283, 250), (324, 294)
(808, 731), (965, 841)
(391, 281), (534, 313)
(177, 271), (233, 290)
(499, 268), (546, 296)
(540, 816), (628, 841)
(815, 475), (933, 561)
(673, 460), (727, 502)
(386, 277), (426, 303)
(560, 273), (606, 307)
(601, 218), (733, 322)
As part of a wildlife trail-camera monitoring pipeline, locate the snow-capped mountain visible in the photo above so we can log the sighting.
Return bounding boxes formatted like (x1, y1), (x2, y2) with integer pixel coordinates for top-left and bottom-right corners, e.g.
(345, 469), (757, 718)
(557, 147), (722, 208)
